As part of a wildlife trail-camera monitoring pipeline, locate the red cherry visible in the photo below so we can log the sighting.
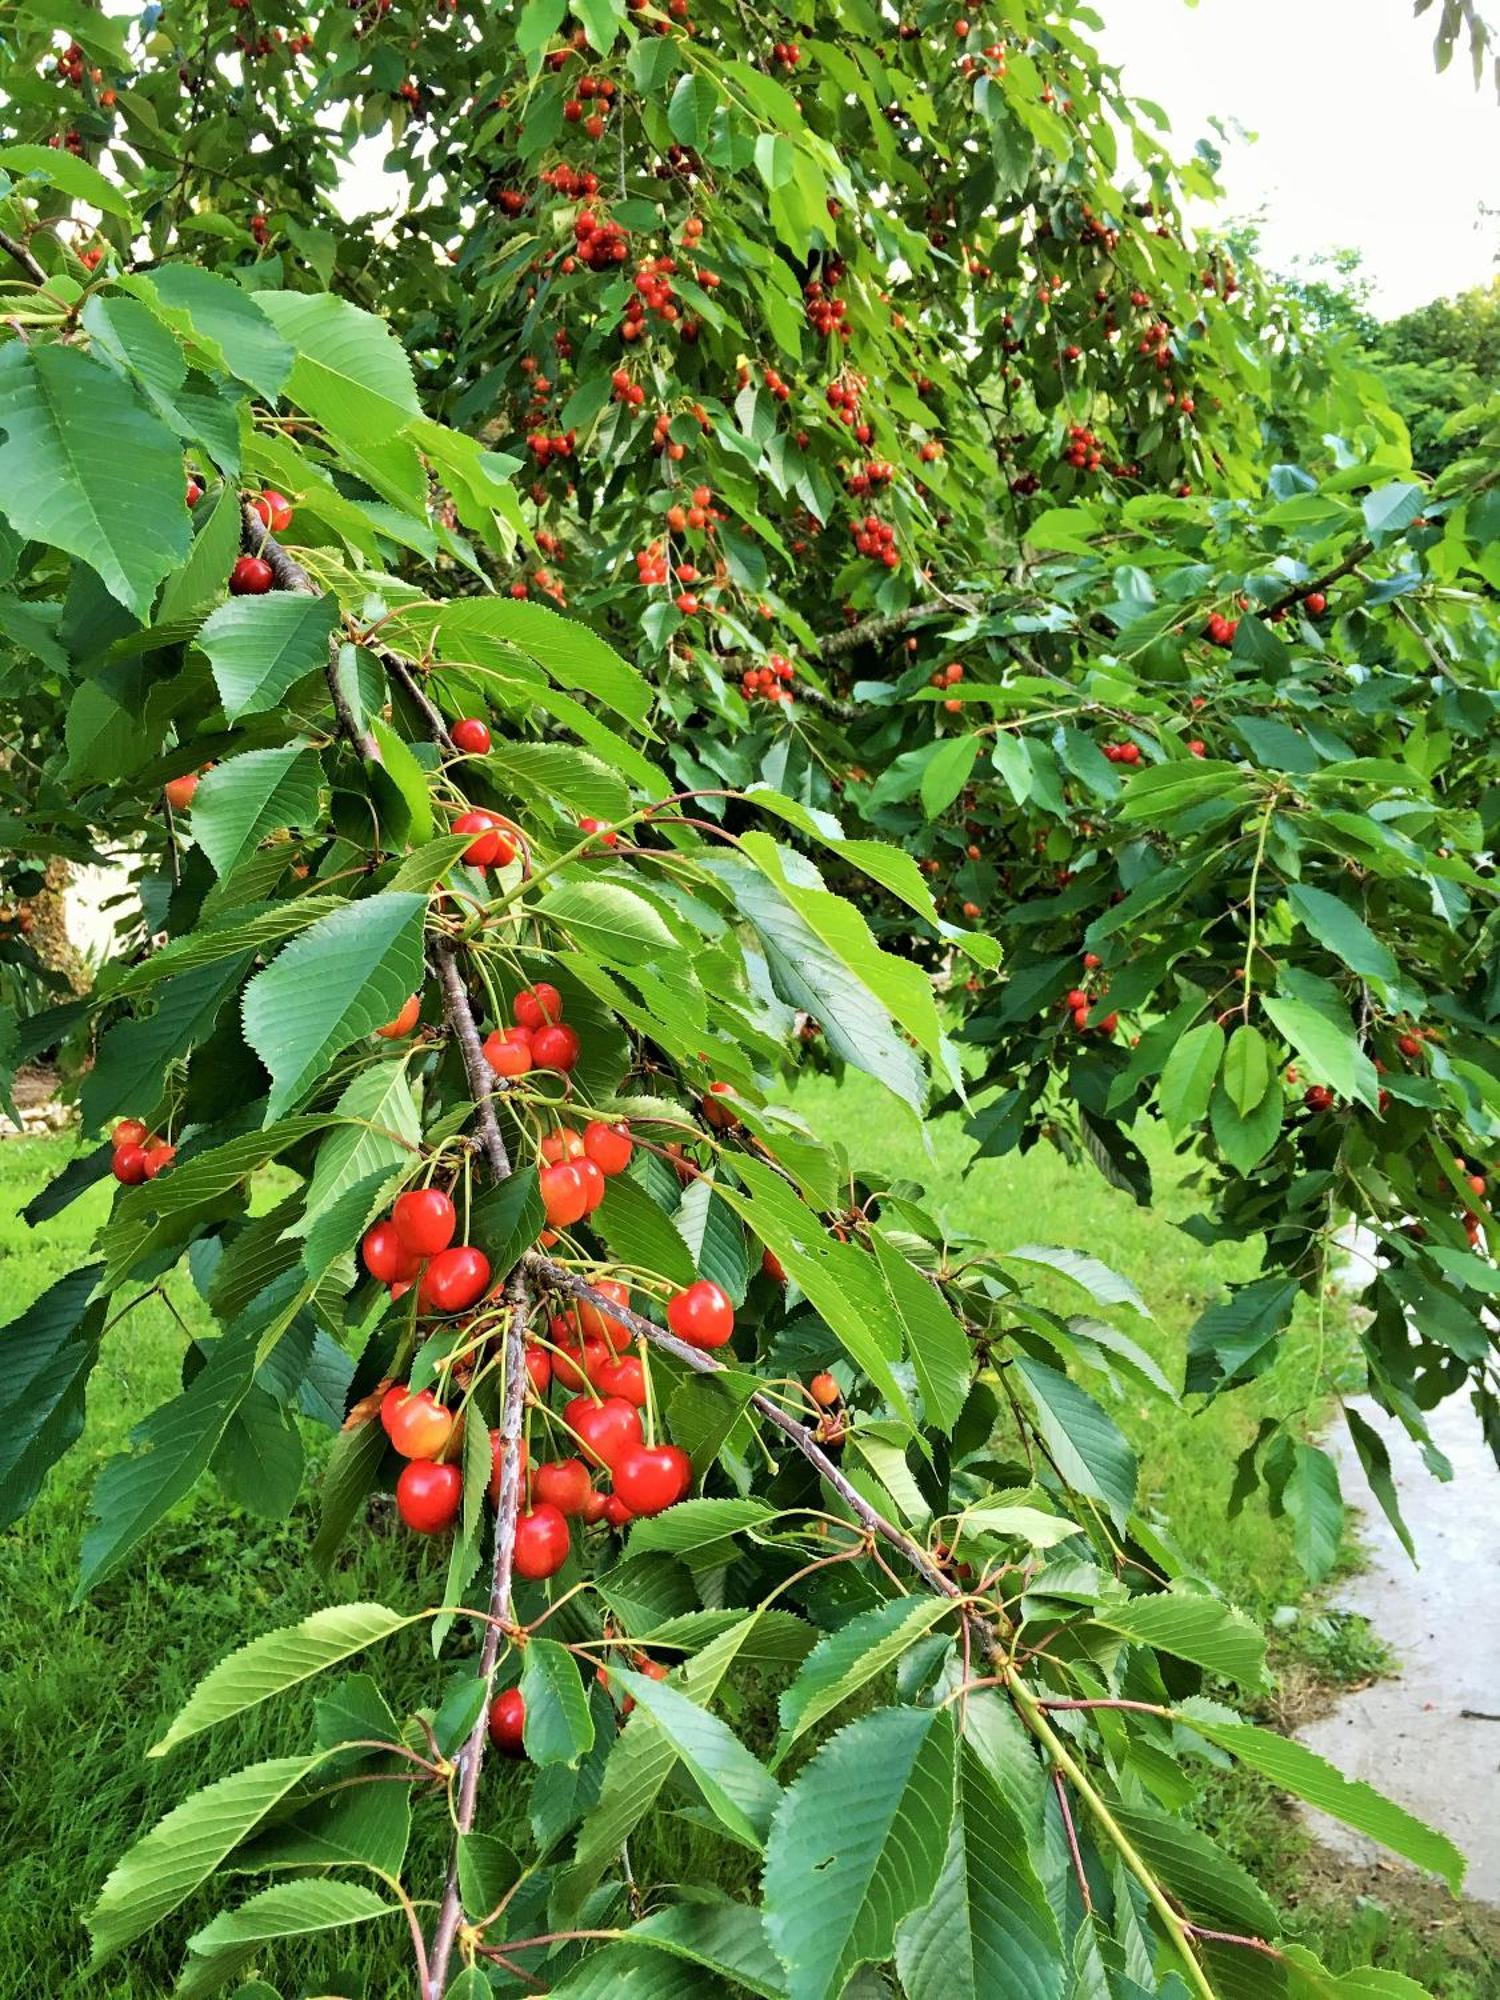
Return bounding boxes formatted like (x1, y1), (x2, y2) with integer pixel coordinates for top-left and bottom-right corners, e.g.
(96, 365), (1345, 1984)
(531, 1023), (580, 1072)
(488, 1429), (529, 1506)
(1304, 591), (1327, 616)
(534, 1457), (594, 1515)
(593, 1353), (647, 1405)
(141, 1140), (176, 1179)
(1398, 1033), (1422, 1059)
(418, 1245), (491, 1314)
(230, 554), (274, 594)
(583, 1120), (633, 1175)
(392, 1187), (457, 1259)
(514, 1502), (571, 1579)
(376, 993), (421, 1039)
(540, 1162), (589, 1228)
(575, 1158), (607, 1214)
(185, 478), (204, 508)
(810, 1371), (841, 1408)
(761, 1248), (786, 1284)
(452, 809), (515, 869)
(514, 983), (563, 1029)
(552, 1335), (608, 1392)
(386, 1388), (457, 1461)
(540, 1127), (585, 1164)
(112, 1143), (150, 1185)
(114, 1119), (149, 1149)
(573, 1277), (632, 1348)
(251, 488), (294, 533)
(483, 1030), (534, 1078)
(396, 1459), (462, 1533)
(612, 1443), (691, 1517)
(362, 1219), (420, 1285)
(701, 1081), (739, 1129)
(580, 1490), (610, 1525)
(565, 1394), (643, 1469)
(451, 717), (492, 755)
(164, 771), (200, 811)
(488, 1687), (526, 1755)
(524, 1343), (552, 1397)
(604, 1493), (635, 1528)
(667, 1279), (734, 1350)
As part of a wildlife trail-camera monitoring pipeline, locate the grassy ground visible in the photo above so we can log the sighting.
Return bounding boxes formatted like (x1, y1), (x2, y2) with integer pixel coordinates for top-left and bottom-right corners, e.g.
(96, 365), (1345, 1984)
(2, 1099), (1495, 1996)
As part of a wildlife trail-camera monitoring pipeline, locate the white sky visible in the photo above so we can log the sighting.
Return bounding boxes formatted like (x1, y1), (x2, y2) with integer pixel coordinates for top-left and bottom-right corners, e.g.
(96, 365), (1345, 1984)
(1097, 0), (1500, 317)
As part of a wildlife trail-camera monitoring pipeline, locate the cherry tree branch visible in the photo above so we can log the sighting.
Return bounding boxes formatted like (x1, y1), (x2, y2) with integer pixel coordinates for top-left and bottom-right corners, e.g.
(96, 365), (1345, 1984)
(434, 939), (511, 1180)
(0, 228), (47, 284)
(425, 1268), (532, 1999)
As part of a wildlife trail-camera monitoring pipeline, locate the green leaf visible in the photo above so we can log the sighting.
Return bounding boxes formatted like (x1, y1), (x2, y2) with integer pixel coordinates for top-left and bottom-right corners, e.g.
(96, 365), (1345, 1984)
(1344, 1406), (1416, 1562)
(78, 1324), (262, 1598)
(1098, 1589), (1266, 1685)
(668, 72), (719, 149)
(895, 1742), (1063, 2000)
(242, 892), (429, 1121)
(1011, 1357), (1137, 1527)
(1223, 1024), (1271, 1117)
(0, 142), (135, 216)
(237, 1776), (411, 1875)
(1286, 884), (1399, 989)
(392, 596), (650, 729)
(540, 880), (676, 964)
(1263, 994), (1365, 1103)
(0, 344), (189, 618)
(252, 290), (420, 450)
(88, 1753), (321, 1964)
(1157, 1021), (1223, 1137)
(763, 1705), (956, 2000)
(1283, 1440), (1344, 1583)
(920, 734), (981, 819)
(591, 1170), (698, 1290)
(197, 591), (341, 724)
(157, 484), (243, 630)
(869, 1232), (970, 1433)
(1181, 1708), (1466, 1893)
(191, 746), (323, 880)
(105, 899), (345, 998)
(177, 1878), (395, 2000)
(298, 1058), (420, 1231)
(1106, 1797), (1278, 1935)
(82, 955), (248, 1133)
(586, 1904), (788, 1999)
(1001, 1243), (1148, 1315)
(130, 265), (294, 402)
(0, 1264), (105, 1529)
(700, 852), (927, 1114)
(1209, 1073), (1285, 1175)
(153, 1602), (418, 1756)
(611, 1667), (782, 1848)
(775, 1597), (953, 1756)
(521, 1638), (597, 1768)
(1361, 480), (1426, 540)
(486, 740), (632, 822)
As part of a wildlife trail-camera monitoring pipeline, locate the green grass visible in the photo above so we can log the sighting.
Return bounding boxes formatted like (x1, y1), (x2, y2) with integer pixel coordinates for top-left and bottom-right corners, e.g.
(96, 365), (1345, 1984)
(1, 1104), (1494, 1997)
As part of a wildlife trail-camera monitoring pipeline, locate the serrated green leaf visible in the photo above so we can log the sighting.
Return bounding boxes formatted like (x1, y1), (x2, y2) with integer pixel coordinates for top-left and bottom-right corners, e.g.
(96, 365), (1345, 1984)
(177, 1877), (394, 1999)
(541, 879), (676, 965)
(191, 746), (323, 880)
(252, 290), (420, 450)
(1011, 1356), (1137, 1527)
(870, 1230), (970, 1433)
(521, 1637), (596, 1768)
(611, 1666), (781, 1847)
(0, 1264), (105, 1529)
(198, 592), (340, 724)
(152, 1603), (418, 1755)
(1158, 1020), (1223, 1137)
(775, 1597), (953, 1755)
(1098, 1589), (1266, 1685)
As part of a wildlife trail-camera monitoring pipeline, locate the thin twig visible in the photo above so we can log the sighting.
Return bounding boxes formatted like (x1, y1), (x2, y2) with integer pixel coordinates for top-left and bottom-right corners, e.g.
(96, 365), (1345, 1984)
(1053, 1768), (1094, 1915)
(434, 940), (512, 1180)
(0, 228), (46, 284)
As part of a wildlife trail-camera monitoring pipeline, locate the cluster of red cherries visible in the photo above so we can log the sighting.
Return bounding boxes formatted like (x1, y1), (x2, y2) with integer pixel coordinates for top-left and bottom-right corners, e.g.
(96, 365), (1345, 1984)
(850, 514), (900, 569)
(110, 1118), (176, 1184)
(531, 1115), (634, 1229)
(1062, 952), (1117, 1036)
(481, 981), (581, 1084)
(740, 653), (796, 704)
(1204, 610), (1240, 647)
(362, 1187), (492, 1313)
(1103, 739), (1141, 765)
(573, 208), (629, 271)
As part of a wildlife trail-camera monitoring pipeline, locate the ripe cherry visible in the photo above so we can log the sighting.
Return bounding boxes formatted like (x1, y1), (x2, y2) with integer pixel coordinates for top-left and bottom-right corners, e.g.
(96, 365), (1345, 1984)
(376, 993), (421, 1039)
(573, 1277), (632, 1348)
(112, 1143), (150, 1185)
(362, 1220), (420, 1285)
(540, 1127), (586, 1164)
(250, 489), (294, 533)
(667, 1279), (734, 1350)
(483, 1028), (534, 1078)
(534, 1457), (594, 1515)
(451, 717), (491, 755)
(1398, 1033), (1422, 1059)
(392, 1187), (457, 1259)
(1304, 591), (1327, 616)
(514, 1502), (571, 1579)
(540, 1162), (589, 1229)
(386, 1387), (457, 1461)
(531, 1023), (580, 1072)
(575, 1158), (607, 1214)
(164, 771), (200, 811)
(701, 1081), (739, 1130)
(488, 1687), (526, 1756)
(604, 1493), (635, 1528)
(229, 554), (274, 594)
(525, 1342), (552, 1395)
(810, 1371), (841, 1408)
(452, 809), (515, 869)
(762, 1248), (786, 1284)
(114, 1119), (149, 1149)
(565, 1394), (643, 1469)
(1304, 1085), (1335, 1114)
(418, 1245), (491, 1314)
(612, 1443), (691, 1518)
(396, 1459), (462, 1533)
(514, 983), (563, 1029)
(552, 1334), (609, 1392)
(141, 1140), (175, 1179)
(583, 1120), (633, 1175)
(593, 1353), (646, 1405)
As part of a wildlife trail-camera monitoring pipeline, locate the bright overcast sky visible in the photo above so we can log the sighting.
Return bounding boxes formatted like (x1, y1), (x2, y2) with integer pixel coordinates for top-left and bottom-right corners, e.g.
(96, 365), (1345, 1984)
(1097, 0), (1500, 318)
